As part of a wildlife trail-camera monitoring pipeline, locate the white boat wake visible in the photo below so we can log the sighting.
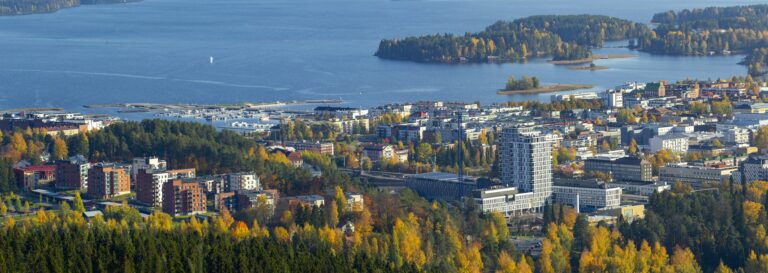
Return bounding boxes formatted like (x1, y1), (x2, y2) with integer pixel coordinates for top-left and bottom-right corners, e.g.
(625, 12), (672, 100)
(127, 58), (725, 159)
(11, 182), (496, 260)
(1, 68), (290, 91)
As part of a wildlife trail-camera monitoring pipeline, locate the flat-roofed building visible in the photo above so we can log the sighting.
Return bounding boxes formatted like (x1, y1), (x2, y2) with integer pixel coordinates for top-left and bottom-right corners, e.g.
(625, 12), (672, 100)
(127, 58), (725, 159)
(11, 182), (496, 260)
(473, 186), (519, 215)
(284, 140), (334, 155)
(226, 172), (261, 192)
(345, 192), (365, 212)
(649, 134), (689, 153)
(610, 181), (670, 196)
(87, 163), (130, 199)
(162, 179), (206, 216)
(552, 178), (622, 212)
(131, 157), (167, 179)
(584, 155), (652, 182)
(55, 155), (90, 190)
(603, 204), (645, 223)
(136, 168), (197, 207)
(362, 144), (395, 162)
(135, 170), (169, 207)
(660, 163), (737, 189)
(288, 195), (325, 208)
(314, 106), (368, 119)
(740, 155), (768, 184)
(405, 172), (477, 201)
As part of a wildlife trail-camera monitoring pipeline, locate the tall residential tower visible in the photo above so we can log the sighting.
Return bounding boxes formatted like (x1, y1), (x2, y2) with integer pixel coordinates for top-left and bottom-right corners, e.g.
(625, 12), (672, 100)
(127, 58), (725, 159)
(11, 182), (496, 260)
(500, 126), (553, 211)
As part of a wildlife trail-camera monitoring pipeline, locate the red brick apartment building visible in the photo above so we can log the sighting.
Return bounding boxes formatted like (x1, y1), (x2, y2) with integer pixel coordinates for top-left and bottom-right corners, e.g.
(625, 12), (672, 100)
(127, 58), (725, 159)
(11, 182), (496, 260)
(162, 179), (206, 216)
(87, 164), (130, 199)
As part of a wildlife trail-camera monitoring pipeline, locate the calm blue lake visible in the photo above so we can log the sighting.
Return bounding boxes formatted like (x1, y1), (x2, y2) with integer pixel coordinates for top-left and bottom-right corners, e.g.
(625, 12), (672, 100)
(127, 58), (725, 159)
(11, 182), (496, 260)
(0, 0), (763, 112)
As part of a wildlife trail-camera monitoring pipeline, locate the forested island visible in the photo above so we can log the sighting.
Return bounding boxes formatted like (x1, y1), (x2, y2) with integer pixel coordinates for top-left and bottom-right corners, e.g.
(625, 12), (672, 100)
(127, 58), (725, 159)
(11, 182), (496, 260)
(375, 15), (646, 64)
(637, 5), (768, 55)
(631, 5), (768, 77)
(376, 5), (768, 77)
(0, 0), (140, 16)
(497, 75), (592, 95)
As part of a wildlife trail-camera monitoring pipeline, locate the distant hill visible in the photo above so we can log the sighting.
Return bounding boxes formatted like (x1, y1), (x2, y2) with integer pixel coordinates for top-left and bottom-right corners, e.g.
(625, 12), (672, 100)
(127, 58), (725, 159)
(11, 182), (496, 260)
(0, 0), (140, 16)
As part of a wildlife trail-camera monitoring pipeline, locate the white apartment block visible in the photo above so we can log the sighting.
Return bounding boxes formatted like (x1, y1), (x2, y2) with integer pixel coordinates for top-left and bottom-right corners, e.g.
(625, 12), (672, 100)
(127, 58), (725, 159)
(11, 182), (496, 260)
(721, 127), (750, 145)
(552, 185), (622, 211)
(345, 193), (365, 212)
(227, 172), (261, 192)
(600, 90), (624, 108)
(649, 134), (689, 153)
(132, 157), (167, 178)
(146, 172), (169, 207)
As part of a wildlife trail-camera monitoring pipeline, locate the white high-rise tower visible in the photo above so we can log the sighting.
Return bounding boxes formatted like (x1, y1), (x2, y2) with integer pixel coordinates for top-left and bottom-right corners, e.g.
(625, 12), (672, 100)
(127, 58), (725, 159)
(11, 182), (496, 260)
(500, 126), (553, 211)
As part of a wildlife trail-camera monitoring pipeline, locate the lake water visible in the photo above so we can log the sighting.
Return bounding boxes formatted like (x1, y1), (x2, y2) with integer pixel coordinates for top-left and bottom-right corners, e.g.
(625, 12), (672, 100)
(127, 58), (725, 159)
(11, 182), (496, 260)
(0, 0), (764, 112)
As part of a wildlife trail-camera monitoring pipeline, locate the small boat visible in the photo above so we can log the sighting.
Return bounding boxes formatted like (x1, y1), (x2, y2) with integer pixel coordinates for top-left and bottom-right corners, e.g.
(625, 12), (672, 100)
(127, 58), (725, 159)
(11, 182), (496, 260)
(209, 56), (214, 64)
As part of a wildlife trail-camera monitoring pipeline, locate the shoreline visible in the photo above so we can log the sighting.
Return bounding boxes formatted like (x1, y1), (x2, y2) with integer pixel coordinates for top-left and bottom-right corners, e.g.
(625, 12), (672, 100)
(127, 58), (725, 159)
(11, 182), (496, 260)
(497, 84), (594, 95)
(84, 99), (344, 110)
(549, 54), (637, 65)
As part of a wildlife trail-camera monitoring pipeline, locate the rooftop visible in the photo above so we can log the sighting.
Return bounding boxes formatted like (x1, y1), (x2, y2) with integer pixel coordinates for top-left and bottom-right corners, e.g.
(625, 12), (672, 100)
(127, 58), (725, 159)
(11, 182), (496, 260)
(407, 172), (477, 184)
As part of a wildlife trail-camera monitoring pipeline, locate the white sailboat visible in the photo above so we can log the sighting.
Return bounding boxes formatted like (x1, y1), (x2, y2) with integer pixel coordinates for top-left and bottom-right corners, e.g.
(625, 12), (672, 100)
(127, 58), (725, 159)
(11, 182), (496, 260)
(209, 56), (214, 64)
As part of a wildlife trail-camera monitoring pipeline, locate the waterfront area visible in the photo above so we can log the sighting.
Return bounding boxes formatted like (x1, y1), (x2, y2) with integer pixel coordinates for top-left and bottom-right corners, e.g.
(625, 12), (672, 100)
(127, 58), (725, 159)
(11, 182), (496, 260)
(84, 99), (342, 120)
(4, 0), (768, 272)
(0, 0), (757, 111)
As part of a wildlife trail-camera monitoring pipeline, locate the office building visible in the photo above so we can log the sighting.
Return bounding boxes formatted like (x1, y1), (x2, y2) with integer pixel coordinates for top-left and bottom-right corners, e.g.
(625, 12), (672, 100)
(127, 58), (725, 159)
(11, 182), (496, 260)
(584, 155), (652, 182)
(552, 178), (622, 212)
(473, 186), (522, 215)
(610, 181), (670, 196)
(660, 163), (737, 189)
